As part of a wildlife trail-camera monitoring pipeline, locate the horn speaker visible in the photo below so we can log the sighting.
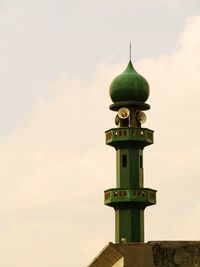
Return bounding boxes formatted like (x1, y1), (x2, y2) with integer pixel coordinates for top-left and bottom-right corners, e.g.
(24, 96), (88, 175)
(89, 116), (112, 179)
(118, 107), (130, 119)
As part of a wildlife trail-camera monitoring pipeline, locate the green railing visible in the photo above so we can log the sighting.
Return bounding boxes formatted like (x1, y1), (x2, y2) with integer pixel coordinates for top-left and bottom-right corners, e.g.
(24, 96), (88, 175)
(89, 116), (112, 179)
(104, 188), (156, 207)
(105, 127), (154, 147)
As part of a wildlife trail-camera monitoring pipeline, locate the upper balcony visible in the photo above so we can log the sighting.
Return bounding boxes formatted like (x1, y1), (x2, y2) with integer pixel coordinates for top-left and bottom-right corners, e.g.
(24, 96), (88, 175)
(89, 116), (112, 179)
(105, 127), (154, 148)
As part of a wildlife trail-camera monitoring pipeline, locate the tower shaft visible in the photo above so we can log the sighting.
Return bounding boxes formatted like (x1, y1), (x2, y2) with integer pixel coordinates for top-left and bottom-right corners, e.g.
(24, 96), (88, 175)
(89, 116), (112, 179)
(115, 207), (144, 243)
(116, 148), (144, 188)
(104, 127), (156, 243)
(115, 145), (144, 243)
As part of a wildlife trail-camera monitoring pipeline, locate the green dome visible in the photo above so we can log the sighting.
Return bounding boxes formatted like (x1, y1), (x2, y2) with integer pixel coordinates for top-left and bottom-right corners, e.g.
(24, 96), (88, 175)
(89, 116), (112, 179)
(109, 60), (150, 104)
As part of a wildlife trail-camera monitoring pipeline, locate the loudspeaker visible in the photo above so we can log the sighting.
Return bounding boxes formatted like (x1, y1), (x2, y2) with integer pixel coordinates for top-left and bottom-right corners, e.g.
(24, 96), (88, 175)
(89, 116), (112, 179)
(137, 111), (147, 124)
(118, 107), (130, 119)
(115, 115), (120, 126)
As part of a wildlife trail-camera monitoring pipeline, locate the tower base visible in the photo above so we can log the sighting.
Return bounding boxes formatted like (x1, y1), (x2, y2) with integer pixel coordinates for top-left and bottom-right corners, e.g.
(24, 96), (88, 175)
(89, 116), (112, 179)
(87, 241), (200, 267)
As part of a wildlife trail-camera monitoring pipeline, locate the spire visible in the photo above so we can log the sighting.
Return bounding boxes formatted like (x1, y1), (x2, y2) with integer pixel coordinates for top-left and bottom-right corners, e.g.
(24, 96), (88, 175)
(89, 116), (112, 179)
(124, 60), (135, 73)
(129, 42), (132, 61)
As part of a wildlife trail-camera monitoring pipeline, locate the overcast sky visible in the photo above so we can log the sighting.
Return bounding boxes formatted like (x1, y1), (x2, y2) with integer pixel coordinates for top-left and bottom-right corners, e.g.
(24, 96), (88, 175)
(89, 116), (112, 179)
(0, 0), (200, 266)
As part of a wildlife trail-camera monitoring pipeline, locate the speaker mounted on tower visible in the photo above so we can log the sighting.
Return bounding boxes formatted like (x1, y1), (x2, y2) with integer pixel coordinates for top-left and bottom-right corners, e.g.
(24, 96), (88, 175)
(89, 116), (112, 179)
(117, 107), (130, 127)
(137, 111), (147, 124)
(118, 107), (130, 119)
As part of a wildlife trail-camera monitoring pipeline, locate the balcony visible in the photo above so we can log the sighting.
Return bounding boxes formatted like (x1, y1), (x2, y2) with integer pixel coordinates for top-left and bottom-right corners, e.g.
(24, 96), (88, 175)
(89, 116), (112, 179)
(104, 187), (156, 207)
(105, 128), (153, 148)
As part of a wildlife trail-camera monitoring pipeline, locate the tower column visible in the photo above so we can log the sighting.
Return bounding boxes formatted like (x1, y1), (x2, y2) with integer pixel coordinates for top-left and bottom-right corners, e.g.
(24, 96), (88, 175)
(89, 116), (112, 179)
(115, 207), (144, 243)
(116, 148), (144, 188)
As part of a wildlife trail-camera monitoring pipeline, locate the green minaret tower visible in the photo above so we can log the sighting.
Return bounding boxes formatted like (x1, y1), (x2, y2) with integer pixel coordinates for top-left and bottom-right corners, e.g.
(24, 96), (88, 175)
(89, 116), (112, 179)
(104, 60), (157, 243)
(88, 57), (200, 267)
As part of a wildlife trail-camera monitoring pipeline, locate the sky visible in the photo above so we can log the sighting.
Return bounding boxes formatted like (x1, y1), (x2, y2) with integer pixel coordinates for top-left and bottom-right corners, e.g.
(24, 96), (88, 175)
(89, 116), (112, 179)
(0, 0), (200, 266)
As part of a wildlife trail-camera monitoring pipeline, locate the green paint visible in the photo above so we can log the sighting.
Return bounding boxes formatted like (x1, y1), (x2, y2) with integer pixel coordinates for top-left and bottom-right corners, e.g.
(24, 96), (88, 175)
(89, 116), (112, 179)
(115, 208), (144, 243)
(104, 60), (156, 244)
(104, 188), (156, 207)
(109, 61), (149, 104)
(116, 148), (143, 188)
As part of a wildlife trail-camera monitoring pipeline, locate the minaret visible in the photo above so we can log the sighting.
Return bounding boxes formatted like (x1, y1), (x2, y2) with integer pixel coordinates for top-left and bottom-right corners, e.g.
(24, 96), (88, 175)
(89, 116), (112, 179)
(88, 57), (200, 267)
(104, 60), (156, 243)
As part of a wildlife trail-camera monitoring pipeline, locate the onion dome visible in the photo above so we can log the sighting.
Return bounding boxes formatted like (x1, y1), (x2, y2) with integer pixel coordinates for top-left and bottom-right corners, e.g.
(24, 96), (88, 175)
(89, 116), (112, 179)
(109, 61), (150, 110)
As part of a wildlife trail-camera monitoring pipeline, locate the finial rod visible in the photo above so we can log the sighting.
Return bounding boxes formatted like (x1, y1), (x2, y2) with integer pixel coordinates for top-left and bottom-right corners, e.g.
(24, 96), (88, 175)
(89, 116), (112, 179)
(129, 42), (132, 61)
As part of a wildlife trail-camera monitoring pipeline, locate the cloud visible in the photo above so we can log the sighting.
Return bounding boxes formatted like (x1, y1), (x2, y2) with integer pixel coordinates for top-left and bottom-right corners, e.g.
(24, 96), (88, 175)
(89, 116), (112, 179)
(179, 16), (200, 51)
(0, 13), (200, 267)
(0, 65), (119, 267)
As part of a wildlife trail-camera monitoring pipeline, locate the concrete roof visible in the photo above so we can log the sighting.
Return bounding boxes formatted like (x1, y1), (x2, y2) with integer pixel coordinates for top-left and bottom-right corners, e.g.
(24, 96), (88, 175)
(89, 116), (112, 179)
(88, 241), (200, 267)
(87, 243), (122, 267)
